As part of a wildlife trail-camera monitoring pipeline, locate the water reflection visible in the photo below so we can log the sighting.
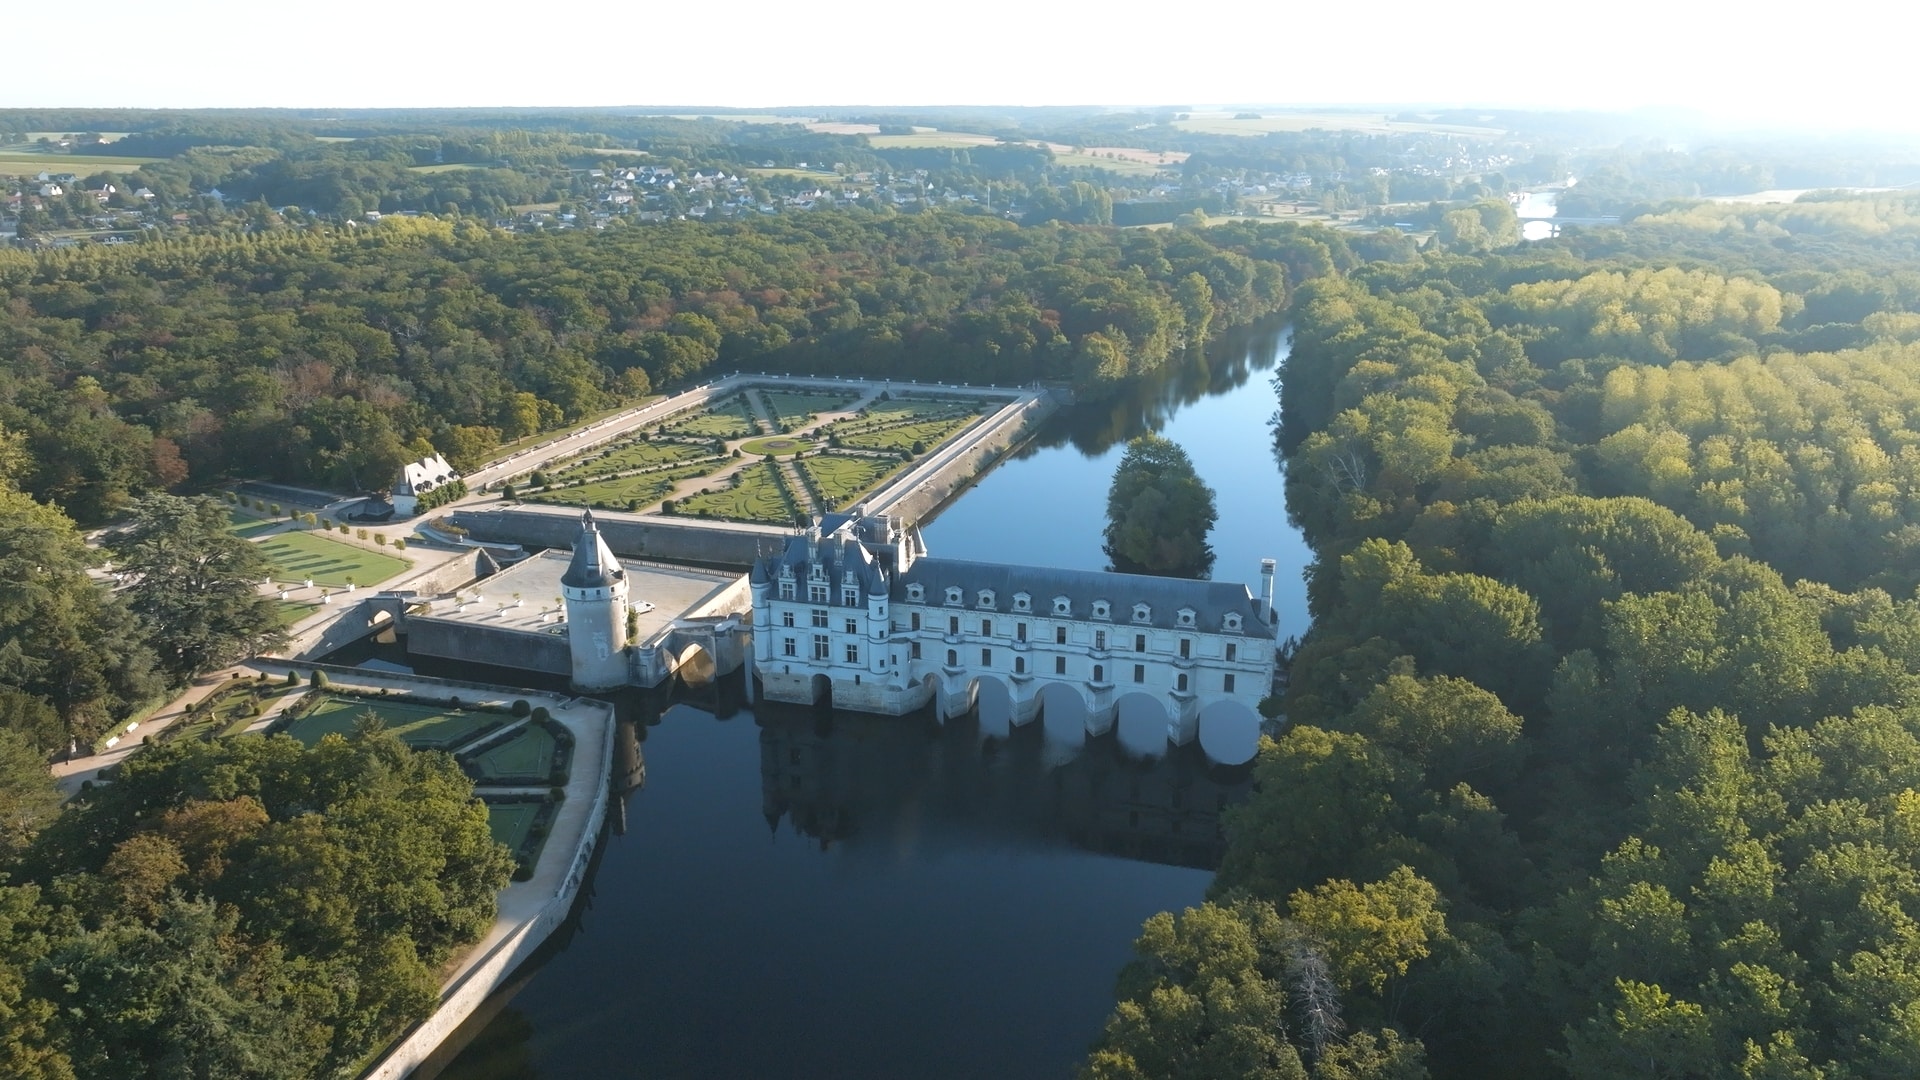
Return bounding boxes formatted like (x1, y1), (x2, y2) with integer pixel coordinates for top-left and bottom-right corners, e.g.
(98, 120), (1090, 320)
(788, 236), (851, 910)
(757, 696), (1252, 871)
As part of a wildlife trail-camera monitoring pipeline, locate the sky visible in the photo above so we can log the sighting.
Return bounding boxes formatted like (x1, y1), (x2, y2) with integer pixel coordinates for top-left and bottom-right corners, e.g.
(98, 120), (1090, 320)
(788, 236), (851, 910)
(5, 0), (1914, 134)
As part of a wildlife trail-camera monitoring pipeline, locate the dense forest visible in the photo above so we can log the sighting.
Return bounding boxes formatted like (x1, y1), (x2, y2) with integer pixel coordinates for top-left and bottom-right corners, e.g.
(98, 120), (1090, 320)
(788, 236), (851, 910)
(1085, 192), (1920, 1079)
(0, 210), (1338, 522)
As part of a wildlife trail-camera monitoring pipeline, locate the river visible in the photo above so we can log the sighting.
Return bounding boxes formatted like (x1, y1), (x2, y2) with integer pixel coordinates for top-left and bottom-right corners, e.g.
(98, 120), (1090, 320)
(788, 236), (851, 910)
(425, 322), (1310, 1080)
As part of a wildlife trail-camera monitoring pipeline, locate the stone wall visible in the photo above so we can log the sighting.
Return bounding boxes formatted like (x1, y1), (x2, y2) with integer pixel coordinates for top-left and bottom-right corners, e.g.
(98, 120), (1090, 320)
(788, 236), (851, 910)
(867, 392), (1061, 526)
(406, 618), (572, 675)
(448, 509), (774, 568)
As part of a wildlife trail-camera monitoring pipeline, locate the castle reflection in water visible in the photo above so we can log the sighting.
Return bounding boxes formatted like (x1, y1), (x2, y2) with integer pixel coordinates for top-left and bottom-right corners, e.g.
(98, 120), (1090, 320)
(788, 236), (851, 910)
(750, 696), (1253, 871)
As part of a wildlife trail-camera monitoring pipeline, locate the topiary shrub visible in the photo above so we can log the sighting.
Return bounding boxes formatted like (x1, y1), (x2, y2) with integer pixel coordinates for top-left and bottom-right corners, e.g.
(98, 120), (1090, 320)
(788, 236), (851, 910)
(512, 862), (534, 882)
(284, 670), (299, 687)
(512, 699), (532, 717)
(549, 768), (567, 786)
(531, 706), (551, 723)
(550, 786), (566, 801)
(310, 670), (328, 689)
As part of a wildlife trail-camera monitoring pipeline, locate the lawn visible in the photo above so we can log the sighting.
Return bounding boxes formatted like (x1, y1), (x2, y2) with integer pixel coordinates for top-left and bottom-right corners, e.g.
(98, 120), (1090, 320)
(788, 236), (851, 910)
(739, 436), (815, 457)
(487, 802), (540, 851)
(282, 694), (500, 750)
(543, 439), (711, 484)
(675, 463), (796, 524)
(527, 461), (716, 511)
(227, 509), (282, 538)
(759, 389), (858, 424)
(273, 600), (322, 627)
(254, 531), (411, 588)
(795, 453), (905, 510)
(465, 723), (560, 782)
(662, 395), (760, 439)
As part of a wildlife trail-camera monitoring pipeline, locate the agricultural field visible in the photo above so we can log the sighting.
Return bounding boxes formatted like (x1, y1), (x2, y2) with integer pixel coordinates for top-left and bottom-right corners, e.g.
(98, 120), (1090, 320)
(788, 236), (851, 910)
(675, 463), (796, 524)
(0, 150), (161, 173)
(281, 694), (500, 749)
(796, 453), (905, 511)
(759, 389), (858, 424)
(407, 163), (497, 174)
(543, 439), (711, 485)
(1049, 150), (1167, 177)
(527, 461), (714, 512)
(255, 531), (411, 588)
(661, 394), (759, 439)
(1171, 111), (1506, 137)
(868, 131), (1001, 149)
(463, 723), (562, 783)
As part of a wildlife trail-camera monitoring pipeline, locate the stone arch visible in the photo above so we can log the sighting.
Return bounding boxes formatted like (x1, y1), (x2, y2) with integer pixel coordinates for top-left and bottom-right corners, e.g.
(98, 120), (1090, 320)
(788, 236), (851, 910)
(673, 643), (717, 686)
(1198, 698), (1262, 766)
(1113, 691), (1171, 758)
(920, 673), (945, 721)
(808, 673), (833, 707)
(1036, 681), (1089, 751)
(971, 674), (1017, 738)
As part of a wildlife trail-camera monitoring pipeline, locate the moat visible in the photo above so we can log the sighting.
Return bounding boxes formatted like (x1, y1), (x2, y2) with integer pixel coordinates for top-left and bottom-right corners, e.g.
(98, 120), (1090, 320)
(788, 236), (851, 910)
(427, 322), (1307, 1080)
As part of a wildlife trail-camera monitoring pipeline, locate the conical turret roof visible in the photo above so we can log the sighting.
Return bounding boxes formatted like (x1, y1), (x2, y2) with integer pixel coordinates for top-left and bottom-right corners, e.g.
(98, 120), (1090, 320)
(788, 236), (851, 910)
(562, 510), (624, 589)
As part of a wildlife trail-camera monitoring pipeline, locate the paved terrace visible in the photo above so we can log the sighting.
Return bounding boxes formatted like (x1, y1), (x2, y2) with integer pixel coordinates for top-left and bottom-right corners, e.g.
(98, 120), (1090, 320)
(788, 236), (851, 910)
(423, 550), (742, 647)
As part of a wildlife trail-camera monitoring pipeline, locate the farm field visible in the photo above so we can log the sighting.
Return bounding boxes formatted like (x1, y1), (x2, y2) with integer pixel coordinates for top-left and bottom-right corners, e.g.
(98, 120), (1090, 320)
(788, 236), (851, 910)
(464, 723), (560, 782)
(1049, 150), (1167, 176)
(527, 461), (714, 511)
(662, 395), (759, 439)
(544, 439), (711, 484)
(760, 389), (858, 423)
(0, 150), (161, 173)
(868, 131), (1000, 149)
(282, 694), (499, 749)
(675, 462), (795, 524)
(1172, 111), (1506, 137)
(255, 531), (411, 588)
(796, 454), (904, 510)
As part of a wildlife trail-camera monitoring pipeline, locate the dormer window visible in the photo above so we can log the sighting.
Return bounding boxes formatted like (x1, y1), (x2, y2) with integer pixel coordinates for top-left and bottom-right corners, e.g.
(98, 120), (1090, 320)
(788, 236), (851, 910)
(1177, 608), (1196, 628)
(809, 564), (825, 581)
(1092, 601), (1111, 620)
(977, 590), (995, 609)
(778, 580), (795, 600)
(779, 563), (794, 579)
(1223, 613), (1243, 633)
(1013, 592), (1031, 612)
(842, 587), (859, 607)
(945, 586), (963, 606)
(1054, 596), (1072, 616)
(907, 584), (925, 602)
(1133, 603), (1152, 624)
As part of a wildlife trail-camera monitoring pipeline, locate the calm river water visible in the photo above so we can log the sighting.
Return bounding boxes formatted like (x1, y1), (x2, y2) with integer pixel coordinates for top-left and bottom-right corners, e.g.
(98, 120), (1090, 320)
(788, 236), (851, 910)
(426, 323), (1310, 1080)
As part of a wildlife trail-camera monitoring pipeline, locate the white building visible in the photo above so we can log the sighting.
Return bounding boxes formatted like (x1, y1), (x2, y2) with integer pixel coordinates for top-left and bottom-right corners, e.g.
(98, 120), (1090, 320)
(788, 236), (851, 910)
(391, 453), (459, 517)
(561, 511), (630, 690)
(750, 513), (1277, 762)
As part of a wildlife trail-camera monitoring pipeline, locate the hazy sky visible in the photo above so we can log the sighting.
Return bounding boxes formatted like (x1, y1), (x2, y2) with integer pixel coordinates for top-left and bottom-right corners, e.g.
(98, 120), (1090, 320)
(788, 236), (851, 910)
(6, 0), (1911, 133)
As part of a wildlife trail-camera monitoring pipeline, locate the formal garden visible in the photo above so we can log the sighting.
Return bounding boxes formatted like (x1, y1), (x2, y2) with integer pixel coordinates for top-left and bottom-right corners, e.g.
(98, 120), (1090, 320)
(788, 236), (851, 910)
(515, 383), (1002, 520)
(256, 531), (412, 588)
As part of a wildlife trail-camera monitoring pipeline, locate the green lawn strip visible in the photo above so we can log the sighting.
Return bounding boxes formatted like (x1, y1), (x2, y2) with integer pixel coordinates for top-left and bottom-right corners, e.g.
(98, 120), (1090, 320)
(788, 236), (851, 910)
(794, 453), (906, 510)
(544, 439), (711, 484)
(281, 695), (500, 749)
(253, 531), (411, 588)
(674, 462), (796, 524)
(759, 390), (858, 424)
(227, 510), (284, 538)
(465, 724), (558, 782)
(487, 803), (539, 851)
(274, 600), (321, 627)
(526, 461), (717, 511)
(662, 395), (758, 438)
(738, 435), (815, 457)
(847, 398), (984, 425)
(481, 795), (560, 877)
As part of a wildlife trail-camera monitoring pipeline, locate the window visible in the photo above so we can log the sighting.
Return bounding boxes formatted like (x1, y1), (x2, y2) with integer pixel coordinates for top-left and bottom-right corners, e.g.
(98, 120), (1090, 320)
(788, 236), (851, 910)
(911, 641), (921, 659)
(1054, 596), (1071, 615)
(778, 581), (794, 600)
(811, 609), (828, 628)
(1135, 634), (1146, 652)
(1132, 603), (1151, 623)
(1176, 673), (1188, 692)
(1015, 657), (1026, 674)
(1225, 643), (1237, 662)
(1055, 656), (1067, 675)
(843, 587), (859, 607)
(1014, 593), (1031, 612)
(783, 637), (796, 657)
(945, 586), (962, 605)
(1224, 613), (1242, 632)
(1224, 673), (1236, 693)
(1092, 601), (1110, 619)
(1095, 630), (1107, 650)
(981, 648), (992, 666)
(782, 611), (794, 628)
(812, 635), (829, 660)
(1133, 664), (1145, 684)
(1093, 664), (1104, 682)
(845, 619), (858, 635)
(981, 619), (992, 637)
(978, 590), (995, 609)
(907, 584), (924, 602)
(1177, 608), (1195, 627)
(947, 649), (957, 666)
(949, 615), (959, 635)
(1055, 626), (1067, 644)
(1017, 622), (1027, 642)
(846, 643), (860, 663)
(910, 612), (921, 631)
(809, 583), (828, 603)
(1179, 638), (1190, 659)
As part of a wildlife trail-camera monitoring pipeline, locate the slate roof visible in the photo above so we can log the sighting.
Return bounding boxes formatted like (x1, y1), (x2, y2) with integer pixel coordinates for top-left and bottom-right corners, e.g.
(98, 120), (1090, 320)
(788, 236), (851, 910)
(394, 453), (458, 497)
(562, 510), (625, 590)
(754, 531), (889, 597)
(893, 557), (1267, 633)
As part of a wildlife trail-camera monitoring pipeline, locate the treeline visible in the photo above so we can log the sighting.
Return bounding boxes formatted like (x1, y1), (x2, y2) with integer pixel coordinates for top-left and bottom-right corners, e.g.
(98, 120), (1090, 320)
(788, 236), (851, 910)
(1086, 194), (1920, 1078)
(0, 210), (1344, 521)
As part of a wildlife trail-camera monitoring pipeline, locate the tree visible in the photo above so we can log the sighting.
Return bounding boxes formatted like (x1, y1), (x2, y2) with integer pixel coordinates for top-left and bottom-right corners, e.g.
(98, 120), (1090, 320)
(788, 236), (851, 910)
(0, 730), (60, 860)
(1104, 433), (1218, 579)
(109, 494), (286, 681)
